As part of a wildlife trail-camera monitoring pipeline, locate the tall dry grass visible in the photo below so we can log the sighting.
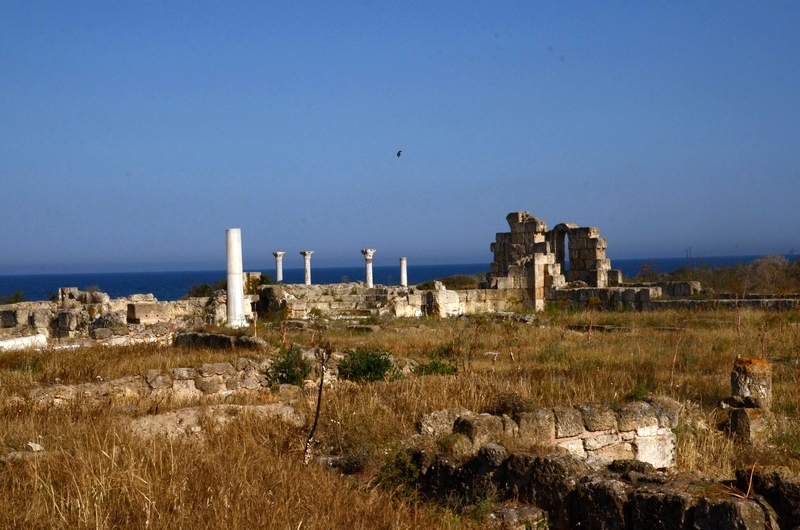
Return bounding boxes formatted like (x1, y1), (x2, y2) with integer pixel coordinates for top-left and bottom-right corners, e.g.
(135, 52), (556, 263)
(1, 307), (799, 527)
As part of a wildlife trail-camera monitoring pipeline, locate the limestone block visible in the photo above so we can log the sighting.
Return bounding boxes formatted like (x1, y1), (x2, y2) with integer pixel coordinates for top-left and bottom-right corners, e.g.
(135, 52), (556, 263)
(648, 396), (681, 429)
(608, 270), (623, 287)
(583, 433), (620, 451)
(574, 477), (631, 530)
(478, 443), (509, 468)
(617, 401), (657, 432)
(628, 489), (698, 530)
(453, 413), (504, 448)
(418, 408), (470, 437)
(517, 408), (555, 445)
(731, 357), (772, 409)
(634, 431), (676, 468)
(729, 407), (773, 445)
(692, 497), (765, 530)
(577, 402), (617, 432)
(556, 438), (586, 458)
(172, 367), (197, 380)
(144, 369), (172, 390)
(172, 379), (203, 402)
(127, 302), (170, 325)
(587, 442), (635, 463)
(553, 407), (584, 438)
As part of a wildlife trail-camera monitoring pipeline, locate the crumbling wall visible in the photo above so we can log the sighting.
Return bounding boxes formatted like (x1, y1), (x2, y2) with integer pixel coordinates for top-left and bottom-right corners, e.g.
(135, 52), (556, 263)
(419, 397), (679, 469)
(258, 283), (526, 319)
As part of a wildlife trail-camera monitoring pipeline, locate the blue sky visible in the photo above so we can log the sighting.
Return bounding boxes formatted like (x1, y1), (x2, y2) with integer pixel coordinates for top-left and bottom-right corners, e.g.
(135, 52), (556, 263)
(2, 2), (799, 274)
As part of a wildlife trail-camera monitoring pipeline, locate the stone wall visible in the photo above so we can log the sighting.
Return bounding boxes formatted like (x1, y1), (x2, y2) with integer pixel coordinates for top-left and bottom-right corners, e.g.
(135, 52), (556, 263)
(257, 283), (526, 319)
(0, 288), (210, 343)
(419, 396), (679, 469)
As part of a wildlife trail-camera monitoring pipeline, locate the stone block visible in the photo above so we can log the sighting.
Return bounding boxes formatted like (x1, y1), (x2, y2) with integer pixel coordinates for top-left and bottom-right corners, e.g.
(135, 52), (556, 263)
(617, 401), (657, 432)
(729, 407), (773, 445)
(417, 408), (470, 437)
(588, 442), (635, 463)
(575, 477), (631, 530)
(692, 497), (765, 530)
(127, 302), (170, 325)
(634, 431), (676, 469)
(577, 402), (617, 432)
(583, 433), (620, 451)
(557, 438), (586, 458)
(144, 369), (172, 390)
(554, 407), (584, 438)
(731, 357), (772, 409)
(628, 489), (698, 530)
(648, 396), (681, 429)
(453, 413), (504, 448)
(517, 408), (555, 446)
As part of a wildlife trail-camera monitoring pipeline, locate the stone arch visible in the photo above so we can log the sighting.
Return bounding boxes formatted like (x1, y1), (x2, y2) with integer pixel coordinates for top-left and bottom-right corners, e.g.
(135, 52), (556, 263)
(550, 223), (578, 276)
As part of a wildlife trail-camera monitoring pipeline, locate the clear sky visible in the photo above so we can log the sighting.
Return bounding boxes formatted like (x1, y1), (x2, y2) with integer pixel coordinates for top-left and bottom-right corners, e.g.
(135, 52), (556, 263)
(2, 2), (799, 274)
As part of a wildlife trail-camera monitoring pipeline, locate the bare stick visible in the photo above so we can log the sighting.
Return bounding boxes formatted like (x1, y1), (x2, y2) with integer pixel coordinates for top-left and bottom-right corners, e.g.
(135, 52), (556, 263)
(304, 342), (331, 465)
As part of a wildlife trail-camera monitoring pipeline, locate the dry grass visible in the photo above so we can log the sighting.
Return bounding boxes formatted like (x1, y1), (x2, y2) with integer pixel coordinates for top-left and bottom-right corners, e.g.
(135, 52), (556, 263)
(1, 307), (800, 527)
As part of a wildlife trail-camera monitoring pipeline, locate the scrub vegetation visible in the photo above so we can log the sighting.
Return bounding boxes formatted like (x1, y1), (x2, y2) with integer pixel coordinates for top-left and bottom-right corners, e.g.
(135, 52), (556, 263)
(1, 289), (800, 527)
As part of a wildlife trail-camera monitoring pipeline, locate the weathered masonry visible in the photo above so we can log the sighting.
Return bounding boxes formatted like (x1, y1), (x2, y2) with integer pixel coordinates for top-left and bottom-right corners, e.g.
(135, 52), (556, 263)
(489, 212), (656, 311)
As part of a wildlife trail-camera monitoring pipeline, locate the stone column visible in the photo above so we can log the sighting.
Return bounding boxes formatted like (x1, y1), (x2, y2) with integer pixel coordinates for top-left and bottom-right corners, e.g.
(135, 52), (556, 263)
(300, 251), (314, 285)
(361, 249), (376, 287)
(731, 357), (772, 409)
(273, 251), (286, 283)
(226, 228), (247, 328)
(399, 257), (408, 287)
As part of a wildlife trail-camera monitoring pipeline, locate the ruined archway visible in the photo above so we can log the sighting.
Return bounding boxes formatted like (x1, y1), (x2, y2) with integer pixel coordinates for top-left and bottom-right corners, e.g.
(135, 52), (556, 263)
(551, 223), (578, 279)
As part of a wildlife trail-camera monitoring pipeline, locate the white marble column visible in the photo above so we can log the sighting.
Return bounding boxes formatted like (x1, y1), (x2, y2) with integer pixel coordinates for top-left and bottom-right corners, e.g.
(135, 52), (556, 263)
(272, 251), (286, 283)
(399, 257), (408, 287)
(361, 249), (376, 287)
(300, 250), (314, 285)
(226, 228), (247, 328)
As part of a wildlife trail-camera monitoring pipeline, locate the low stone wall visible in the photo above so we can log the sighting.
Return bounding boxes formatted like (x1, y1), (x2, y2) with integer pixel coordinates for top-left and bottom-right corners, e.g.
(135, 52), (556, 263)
(549, 286), (662, 311)
(419, 396), (679, 469)
(649, 298), (800, 311)
(257, 283), (526, 319)
(0, 290), (210, 341)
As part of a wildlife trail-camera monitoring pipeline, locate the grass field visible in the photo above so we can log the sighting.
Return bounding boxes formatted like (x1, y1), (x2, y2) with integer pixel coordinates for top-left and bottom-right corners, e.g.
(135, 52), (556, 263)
(1, 307), (799, 528)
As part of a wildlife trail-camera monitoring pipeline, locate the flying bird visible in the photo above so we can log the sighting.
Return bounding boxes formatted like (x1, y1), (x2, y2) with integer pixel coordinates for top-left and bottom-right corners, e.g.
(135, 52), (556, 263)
(396, 150), (402, 158)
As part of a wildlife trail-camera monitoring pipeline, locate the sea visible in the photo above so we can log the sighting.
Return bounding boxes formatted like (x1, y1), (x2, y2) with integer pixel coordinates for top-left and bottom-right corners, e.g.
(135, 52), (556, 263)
(1, 255), (797, 303)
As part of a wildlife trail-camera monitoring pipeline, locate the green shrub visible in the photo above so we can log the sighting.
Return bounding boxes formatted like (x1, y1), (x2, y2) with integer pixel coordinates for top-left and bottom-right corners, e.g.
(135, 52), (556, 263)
(338, 349), (393, 383)
(267, 346), (311, 385)
(0, 290), (26, 304)
(377, 448), (421, 496)
(182, 280), (226, 299)
(416, 358), (457, 376)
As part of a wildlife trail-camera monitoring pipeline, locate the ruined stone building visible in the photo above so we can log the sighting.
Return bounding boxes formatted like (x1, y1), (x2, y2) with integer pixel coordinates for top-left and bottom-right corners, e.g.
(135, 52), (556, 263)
(488, 212), (622, 310)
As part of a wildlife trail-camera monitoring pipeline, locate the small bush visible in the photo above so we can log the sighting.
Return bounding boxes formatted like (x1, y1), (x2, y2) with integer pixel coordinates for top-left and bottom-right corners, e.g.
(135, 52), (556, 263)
(182, 280), (226, 299)
(338, 350), (393, 383)
(416, 358), (457, 376)
(267, 346), (311, 385)
(0, 290), (26, 304)
(377, 448), (421, 496)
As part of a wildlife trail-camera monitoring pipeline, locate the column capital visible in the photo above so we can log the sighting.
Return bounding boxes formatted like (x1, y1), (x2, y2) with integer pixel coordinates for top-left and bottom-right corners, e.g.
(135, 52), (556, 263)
(300, 250), (314, 257)
(361, 248), (376, 259)
(273, 251), (286, 258)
